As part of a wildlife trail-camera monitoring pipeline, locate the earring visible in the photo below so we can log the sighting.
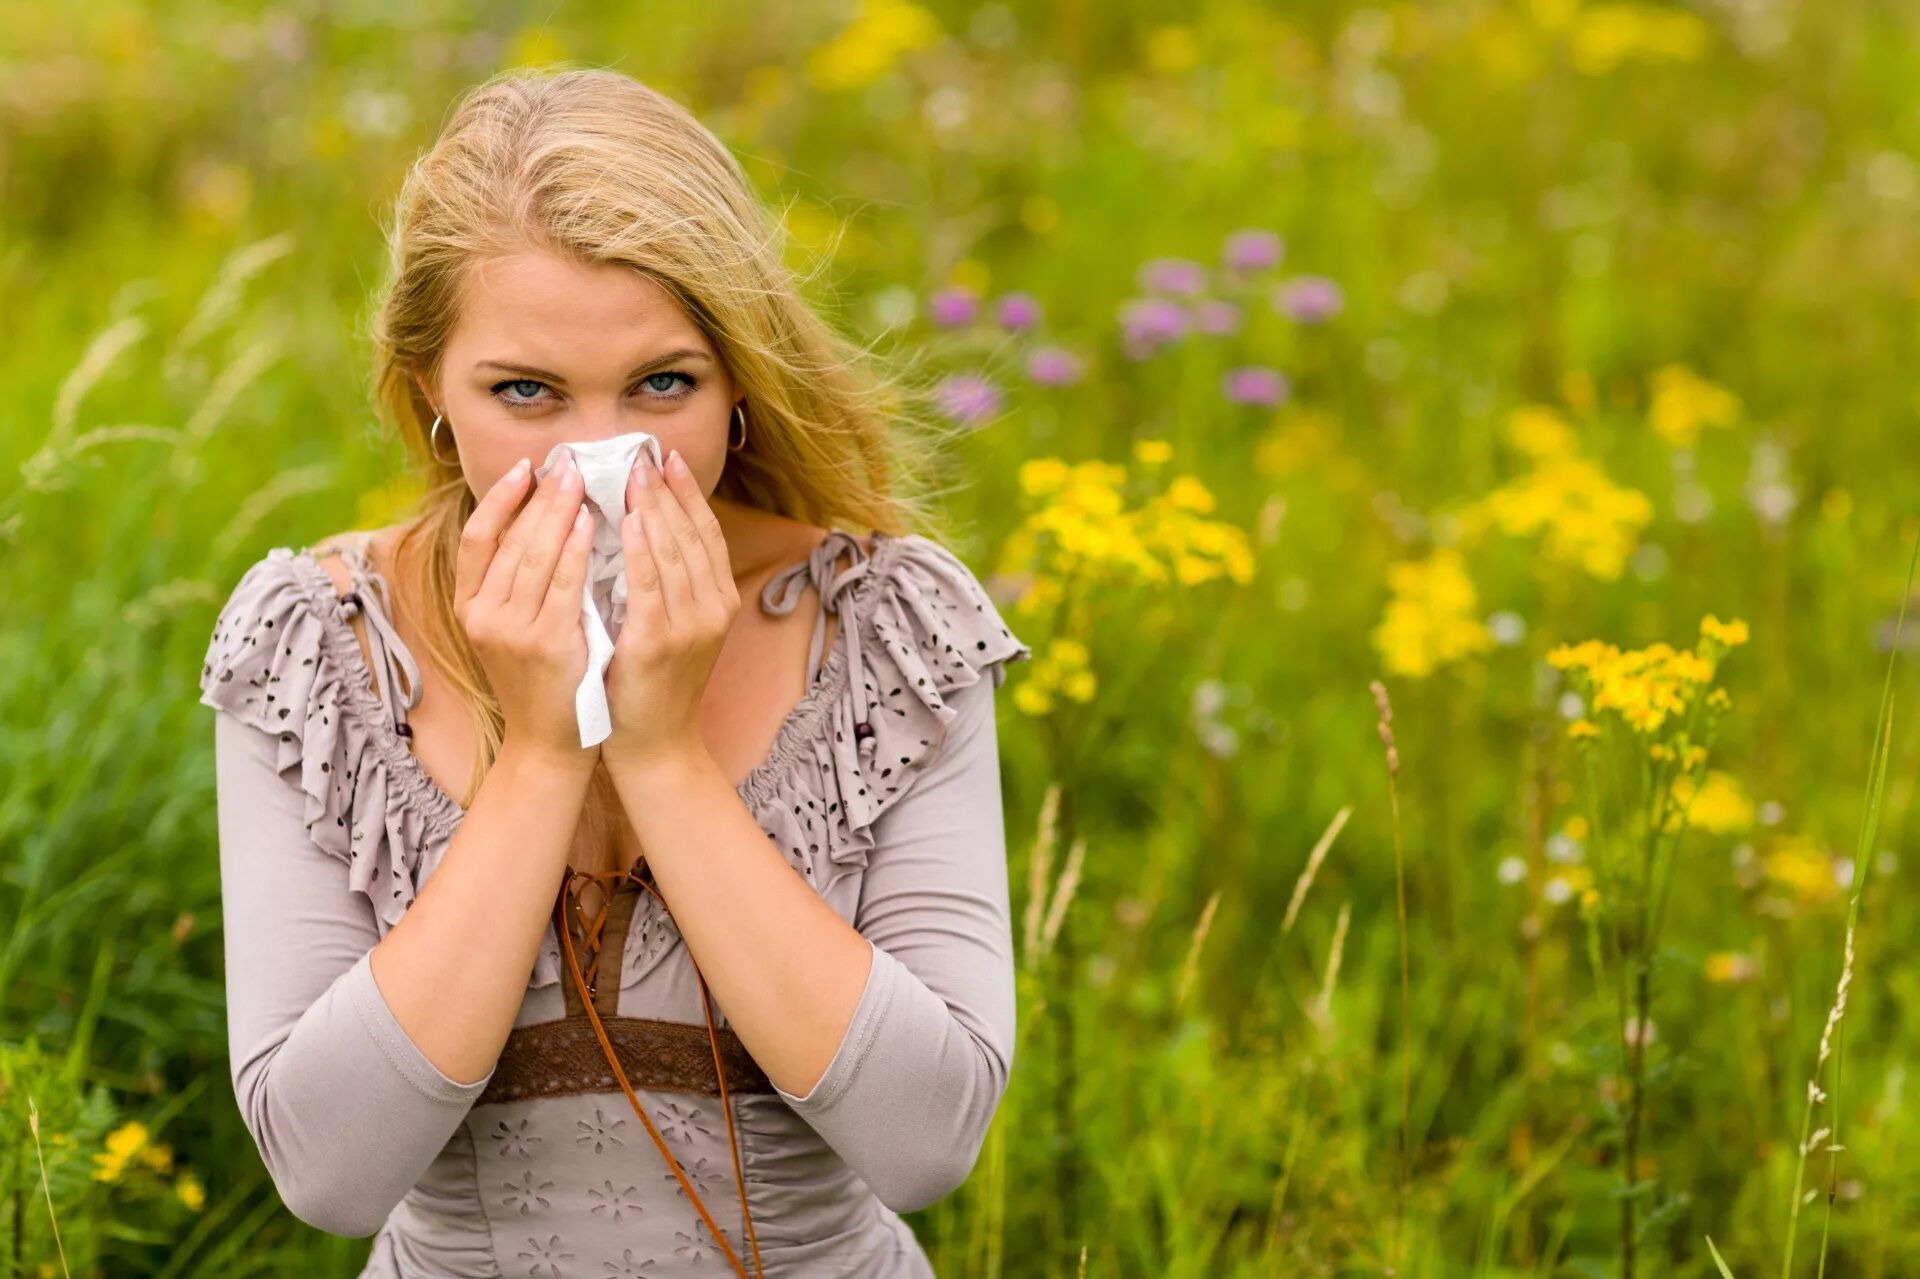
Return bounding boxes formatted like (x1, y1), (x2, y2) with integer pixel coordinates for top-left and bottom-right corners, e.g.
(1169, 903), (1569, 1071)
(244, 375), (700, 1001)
(728, 401), (748, 452)
(428, 412), (459, 465)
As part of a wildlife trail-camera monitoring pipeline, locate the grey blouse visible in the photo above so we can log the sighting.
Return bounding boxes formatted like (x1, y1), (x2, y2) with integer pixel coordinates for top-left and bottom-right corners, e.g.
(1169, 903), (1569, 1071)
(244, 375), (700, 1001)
(197, 526), (1033, 1277)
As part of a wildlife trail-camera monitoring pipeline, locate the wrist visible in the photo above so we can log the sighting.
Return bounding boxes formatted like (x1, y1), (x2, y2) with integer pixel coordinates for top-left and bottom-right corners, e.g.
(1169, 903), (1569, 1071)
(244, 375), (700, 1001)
(495, 735), (600, 790)
(603, 738), (719, 795)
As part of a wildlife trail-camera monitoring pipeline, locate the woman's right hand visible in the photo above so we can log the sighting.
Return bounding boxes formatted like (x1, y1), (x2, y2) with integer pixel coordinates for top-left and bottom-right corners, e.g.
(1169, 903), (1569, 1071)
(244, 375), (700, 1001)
(454, 451), (598, 769)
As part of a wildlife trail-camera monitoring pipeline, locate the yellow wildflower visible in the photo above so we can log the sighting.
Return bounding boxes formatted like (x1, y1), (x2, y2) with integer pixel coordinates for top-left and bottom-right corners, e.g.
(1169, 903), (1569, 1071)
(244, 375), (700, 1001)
(1132, 439), (1173, 467)
(1647, 363), (1742, 449)
(94, 1121), (150, 1183)
(1459, 431), (1653, 580)
(806, 0), (941, 91)
(1568, 718), (1601, 739)
(1700, 615), (1750, 648)
(1763, 835), (1840, 905)
(1372, 548), (1493, 679)
(175, 1171), (207, 1212)
(1669, 770), (1753, 834)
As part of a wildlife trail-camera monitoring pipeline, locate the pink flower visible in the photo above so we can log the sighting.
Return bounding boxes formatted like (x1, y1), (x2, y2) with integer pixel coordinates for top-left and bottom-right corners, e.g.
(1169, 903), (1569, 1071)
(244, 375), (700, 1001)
(1222, 229), (1283, 273)
(994, 292), (1042, 333)
(1274, 276), (1343, 323)
(934, 372), (1005, 425)
(927, 286), (980, 328)
(1223, 366), (1291, 406)
(1193, 299), (1242, 335)
(1119, 297), (1189, 359)
(1027, 346), (1084, 386)
(1137, 257), (1207, 297)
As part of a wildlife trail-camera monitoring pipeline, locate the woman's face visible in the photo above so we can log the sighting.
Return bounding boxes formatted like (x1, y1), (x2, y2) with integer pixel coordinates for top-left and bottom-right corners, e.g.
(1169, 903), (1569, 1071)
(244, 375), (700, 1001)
(415, 248), (739, 501)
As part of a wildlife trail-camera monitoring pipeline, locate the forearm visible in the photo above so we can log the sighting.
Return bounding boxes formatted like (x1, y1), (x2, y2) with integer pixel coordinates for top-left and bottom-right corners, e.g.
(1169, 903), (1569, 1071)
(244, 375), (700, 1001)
(605, 748), (872, 1101)
(368, 740), (594, 1085)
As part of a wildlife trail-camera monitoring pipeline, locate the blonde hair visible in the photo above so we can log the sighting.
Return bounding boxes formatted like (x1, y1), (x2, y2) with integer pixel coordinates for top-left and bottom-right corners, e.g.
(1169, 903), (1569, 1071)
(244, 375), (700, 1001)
(366, 64), (954, 812)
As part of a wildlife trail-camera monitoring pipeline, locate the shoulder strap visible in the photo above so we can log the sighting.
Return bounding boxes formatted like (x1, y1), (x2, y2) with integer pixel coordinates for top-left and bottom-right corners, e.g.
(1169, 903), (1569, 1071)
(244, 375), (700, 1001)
(309, 533), (424, 736)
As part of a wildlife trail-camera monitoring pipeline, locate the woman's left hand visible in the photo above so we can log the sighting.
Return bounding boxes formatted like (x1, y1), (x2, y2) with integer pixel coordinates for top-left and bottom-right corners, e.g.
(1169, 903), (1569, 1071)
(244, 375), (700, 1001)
(601, 447), (740, 775)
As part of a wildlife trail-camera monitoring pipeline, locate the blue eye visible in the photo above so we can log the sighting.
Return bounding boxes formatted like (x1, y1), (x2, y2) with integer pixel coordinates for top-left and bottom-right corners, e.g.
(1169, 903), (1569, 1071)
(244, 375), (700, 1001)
(487, 371), (700, 409)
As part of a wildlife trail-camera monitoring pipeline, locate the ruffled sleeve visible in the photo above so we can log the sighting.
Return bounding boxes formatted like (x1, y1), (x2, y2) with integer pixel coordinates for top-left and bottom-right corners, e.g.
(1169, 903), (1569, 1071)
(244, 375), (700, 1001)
(197, 547), (460, 934)
(740, 531), (1033, 914)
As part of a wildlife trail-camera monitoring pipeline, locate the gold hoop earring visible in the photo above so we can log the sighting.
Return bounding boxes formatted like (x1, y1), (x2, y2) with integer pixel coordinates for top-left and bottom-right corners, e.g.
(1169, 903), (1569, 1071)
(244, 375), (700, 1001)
(728, 402), (748, 452)
(428, 412), (459, 466)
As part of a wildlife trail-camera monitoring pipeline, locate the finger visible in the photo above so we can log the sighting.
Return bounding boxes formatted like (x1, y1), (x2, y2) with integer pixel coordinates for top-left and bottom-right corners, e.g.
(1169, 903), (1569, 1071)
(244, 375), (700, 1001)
(621, 503), (669, 637)
(650, 451), (712, 604)
(537, 504), (594, 632)
(455, 458), (532, 613)
(507, 457), (587, 619)
(659, 448), (733, 607)
(476, 453), (573, 614)
(635, 466), (696, 623)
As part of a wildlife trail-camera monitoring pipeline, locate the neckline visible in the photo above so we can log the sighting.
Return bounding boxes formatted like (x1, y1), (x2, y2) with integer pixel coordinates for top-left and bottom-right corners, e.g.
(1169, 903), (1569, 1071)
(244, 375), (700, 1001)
(285, 526), (904, 836)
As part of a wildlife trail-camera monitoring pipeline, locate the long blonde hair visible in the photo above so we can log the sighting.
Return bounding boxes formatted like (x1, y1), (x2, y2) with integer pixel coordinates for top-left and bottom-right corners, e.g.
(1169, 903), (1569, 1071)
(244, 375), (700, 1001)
(367, 64), (952, 809)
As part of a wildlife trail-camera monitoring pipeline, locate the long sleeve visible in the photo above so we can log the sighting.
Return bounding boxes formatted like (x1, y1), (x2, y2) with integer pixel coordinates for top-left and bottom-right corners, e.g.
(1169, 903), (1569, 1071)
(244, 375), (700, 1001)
(771, 673), (1019, 1214)
(214, 710), (491, 1236)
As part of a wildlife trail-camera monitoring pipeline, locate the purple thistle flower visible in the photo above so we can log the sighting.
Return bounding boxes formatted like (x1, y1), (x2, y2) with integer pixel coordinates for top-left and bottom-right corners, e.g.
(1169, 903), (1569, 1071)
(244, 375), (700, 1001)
(1137, 257), (1207, 297)
(1027, 346), (1084, 386)
(1119, 297), (1189, 359)
(1222, 229), (1283, 273)
(927, 286), (980, 328)
(1193, 298), (1243, 336)
(1223, 366), (1291, 406)
(1274, 275), (1344, 323)
(934, 372), (1004, 425)
(994, 291), (1042, 333)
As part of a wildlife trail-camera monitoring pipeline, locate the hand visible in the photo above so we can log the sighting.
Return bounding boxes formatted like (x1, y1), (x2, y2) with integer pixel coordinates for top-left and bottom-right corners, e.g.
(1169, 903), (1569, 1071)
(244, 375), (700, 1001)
(601, 447), (740, 774)
(454, 451), (599, 772)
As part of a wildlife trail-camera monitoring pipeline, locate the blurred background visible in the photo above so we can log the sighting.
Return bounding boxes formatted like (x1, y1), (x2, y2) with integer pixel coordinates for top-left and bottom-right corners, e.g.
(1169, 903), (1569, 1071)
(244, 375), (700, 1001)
(5, 1), (1920, 1275)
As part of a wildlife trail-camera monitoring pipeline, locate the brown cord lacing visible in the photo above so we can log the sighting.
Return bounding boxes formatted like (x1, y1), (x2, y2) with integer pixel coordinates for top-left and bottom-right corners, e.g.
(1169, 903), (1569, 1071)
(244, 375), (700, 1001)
(555, 865), (767, 1279)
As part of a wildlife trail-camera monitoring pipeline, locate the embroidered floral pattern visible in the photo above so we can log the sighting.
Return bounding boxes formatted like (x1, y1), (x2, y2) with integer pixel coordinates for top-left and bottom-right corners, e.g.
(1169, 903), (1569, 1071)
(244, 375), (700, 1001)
(575, 1106), (627, 1154)
(501, 1170), (553, 1217)
(492, 1117), (541, 1160)
(587, 1179), (642, 1223)
(517, 1234), (574, 1278)
(601, 1248), (661, 1278)
(656, 1099), (714, 1145)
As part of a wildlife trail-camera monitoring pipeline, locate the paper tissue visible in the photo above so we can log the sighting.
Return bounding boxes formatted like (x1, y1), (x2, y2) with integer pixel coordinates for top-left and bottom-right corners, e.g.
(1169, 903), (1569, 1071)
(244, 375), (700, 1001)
(531, 431), (666, 748)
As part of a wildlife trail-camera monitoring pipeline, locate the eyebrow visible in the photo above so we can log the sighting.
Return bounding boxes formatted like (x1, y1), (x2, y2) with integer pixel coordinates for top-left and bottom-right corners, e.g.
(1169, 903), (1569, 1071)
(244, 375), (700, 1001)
(475, 348), (714, 381)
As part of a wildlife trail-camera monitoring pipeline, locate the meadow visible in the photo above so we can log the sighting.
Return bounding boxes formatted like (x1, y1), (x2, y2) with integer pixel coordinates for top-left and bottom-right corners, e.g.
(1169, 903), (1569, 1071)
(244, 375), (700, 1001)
(5, 1), (1920, 1275)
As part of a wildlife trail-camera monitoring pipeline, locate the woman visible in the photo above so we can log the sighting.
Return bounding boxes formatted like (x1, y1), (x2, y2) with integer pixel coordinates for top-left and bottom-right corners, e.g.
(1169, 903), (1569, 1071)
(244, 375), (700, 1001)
(198, 66), (1030, 1277)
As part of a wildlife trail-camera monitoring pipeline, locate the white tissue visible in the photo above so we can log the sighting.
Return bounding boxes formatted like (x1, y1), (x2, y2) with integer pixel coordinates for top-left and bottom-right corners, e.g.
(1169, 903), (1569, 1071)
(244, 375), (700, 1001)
(531, 431), (667, 748)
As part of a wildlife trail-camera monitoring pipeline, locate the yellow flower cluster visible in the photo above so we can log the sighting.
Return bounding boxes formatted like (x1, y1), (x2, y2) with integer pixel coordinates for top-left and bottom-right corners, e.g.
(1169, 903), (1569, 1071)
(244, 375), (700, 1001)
(91, 1119), (208, 1211)
(94, 1121), (170, 1182)
(1002, 446), (1255, 715)
(1648, 363), (1742, 449)
(1458, 406), (1654, 579)
(1666, 769), (1754, 834)
(1763, 835), (1841, 906)
(1562, 4), (1712, 75)
(1372, 547), (1493, 679)
(1010, 637), (1095, 717)
(1549, 614), (1748, 737)
(1006, 446), (1256, 609)
(806, 0), (940, 91)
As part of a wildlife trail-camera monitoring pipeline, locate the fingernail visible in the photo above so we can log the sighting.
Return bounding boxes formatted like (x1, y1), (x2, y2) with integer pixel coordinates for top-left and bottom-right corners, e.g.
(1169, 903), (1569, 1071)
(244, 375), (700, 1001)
(574, 508), (589, 533)
(509, 457), (530, 480)
(669, 448), (688, 478)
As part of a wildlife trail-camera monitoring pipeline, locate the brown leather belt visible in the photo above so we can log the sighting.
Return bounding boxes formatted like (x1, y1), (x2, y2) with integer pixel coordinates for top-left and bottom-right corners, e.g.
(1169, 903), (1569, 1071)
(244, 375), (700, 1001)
(478, 1013), (774, 1106)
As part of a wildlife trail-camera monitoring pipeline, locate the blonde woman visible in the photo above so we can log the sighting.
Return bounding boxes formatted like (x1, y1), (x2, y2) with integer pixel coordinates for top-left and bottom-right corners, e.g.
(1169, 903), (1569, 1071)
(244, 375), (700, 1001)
(198, 66), (1030, 1277)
